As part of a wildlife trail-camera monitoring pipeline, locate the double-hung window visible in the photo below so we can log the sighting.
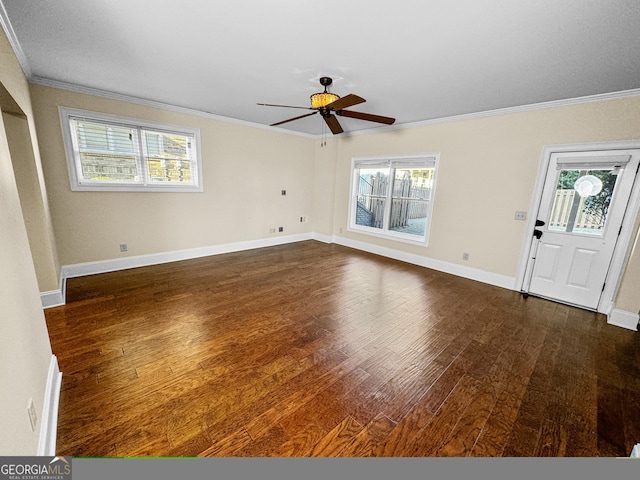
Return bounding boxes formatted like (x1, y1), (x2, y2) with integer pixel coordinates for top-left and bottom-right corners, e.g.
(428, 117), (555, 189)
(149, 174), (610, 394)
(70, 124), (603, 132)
(349, 154), (438, 245)
(60, 107), (203, 192)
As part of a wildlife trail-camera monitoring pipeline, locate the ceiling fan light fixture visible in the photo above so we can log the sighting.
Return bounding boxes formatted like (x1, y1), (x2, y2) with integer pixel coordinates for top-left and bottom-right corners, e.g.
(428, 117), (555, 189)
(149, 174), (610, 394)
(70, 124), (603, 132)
(310, 92), (340, 109)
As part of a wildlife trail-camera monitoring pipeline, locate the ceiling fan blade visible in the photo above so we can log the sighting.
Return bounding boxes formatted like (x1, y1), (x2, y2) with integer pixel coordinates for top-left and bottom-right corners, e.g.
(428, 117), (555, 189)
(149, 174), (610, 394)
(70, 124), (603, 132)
(336, 109), (396, 125)
(258, 103), (314, 110)
(270, 111), (318, 127)
(325, 94), (365, 111)
(323, 114), (343, 134)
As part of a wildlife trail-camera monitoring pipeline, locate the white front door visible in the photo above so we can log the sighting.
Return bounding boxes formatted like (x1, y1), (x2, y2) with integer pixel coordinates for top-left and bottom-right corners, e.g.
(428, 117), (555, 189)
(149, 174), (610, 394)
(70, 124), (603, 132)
(524, 149), (640, 310)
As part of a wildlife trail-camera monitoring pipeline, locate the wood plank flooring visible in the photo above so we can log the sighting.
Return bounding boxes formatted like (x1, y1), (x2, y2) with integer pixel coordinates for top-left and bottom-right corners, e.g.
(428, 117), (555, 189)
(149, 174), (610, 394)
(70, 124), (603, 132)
(44, 241), (640, 457)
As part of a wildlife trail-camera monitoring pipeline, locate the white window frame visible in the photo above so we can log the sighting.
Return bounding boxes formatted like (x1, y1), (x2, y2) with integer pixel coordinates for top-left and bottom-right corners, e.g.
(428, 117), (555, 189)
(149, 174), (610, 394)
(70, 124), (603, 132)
(348, 153), (439, 246)
(59, 107), (203, 192)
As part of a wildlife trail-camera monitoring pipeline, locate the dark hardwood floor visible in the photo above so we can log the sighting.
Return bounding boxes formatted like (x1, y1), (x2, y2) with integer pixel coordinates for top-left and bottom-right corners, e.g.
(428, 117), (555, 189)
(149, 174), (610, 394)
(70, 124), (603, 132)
(44, 241), (640, 457)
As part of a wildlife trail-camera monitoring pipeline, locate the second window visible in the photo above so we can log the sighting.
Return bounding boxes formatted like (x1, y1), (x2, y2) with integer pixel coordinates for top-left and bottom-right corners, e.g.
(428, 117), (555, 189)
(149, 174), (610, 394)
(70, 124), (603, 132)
(349, 154), (438, 245)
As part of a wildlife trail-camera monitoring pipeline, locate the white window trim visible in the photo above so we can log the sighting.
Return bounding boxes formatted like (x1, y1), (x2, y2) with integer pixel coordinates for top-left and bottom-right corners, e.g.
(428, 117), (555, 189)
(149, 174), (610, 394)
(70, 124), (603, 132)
(59, 107), (203, 192)
(348, 153), (439, 246)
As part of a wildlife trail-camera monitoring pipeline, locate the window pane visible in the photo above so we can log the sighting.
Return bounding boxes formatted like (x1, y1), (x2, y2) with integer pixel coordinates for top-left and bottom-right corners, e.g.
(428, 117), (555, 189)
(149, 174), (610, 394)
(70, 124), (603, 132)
(548, 169), (619, 236)
(63, 108), (203, 191)
(73, 119), (140, 182)
(389, 167), (434, 237)
(356, 168), (388, 229)
(143, 130), (195, 184)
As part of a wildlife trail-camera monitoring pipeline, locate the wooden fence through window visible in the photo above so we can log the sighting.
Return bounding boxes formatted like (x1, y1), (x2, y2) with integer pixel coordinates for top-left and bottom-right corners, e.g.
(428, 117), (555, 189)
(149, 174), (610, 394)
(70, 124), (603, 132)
(358, 172), (430, 229)
(549, 189), (605, 233)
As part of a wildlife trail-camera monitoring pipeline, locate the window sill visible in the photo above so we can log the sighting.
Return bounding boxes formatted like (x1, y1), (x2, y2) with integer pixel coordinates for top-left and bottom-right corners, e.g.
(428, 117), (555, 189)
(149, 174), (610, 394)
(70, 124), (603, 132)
(347, 225), (429, 247)
(70, 183), (203, 193)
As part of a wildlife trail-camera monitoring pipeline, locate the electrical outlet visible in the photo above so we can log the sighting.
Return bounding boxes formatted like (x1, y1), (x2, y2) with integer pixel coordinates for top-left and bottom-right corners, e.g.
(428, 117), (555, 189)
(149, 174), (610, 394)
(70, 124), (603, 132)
(300, 216), (308, 223)
(463, 252), (469, 261)
(281, 190), (286, 196)
(278, 226), (283, 232)
(269, 228), (276, 234)
(119, 243), (128, 252)
(28, 398), (37, 432)
(514, 211), (527, 221)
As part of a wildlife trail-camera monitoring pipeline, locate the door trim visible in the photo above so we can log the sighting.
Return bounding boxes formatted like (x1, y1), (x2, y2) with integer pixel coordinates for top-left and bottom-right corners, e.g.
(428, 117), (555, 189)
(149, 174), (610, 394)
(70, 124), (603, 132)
(516, 140), (640, 314)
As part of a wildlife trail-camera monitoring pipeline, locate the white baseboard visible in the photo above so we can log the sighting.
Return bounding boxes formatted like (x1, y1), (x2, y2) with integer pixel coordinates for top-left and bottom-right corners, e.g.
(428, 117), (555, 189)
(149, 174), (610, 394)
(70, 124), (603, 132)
(40, 289), (65, 309)
(607, 309), (639, 331)
(62, 233), (313, 279)
(38, 355), (62, 456)
(56, 232), (519, 308)
(41, 271), (68, 309)
(311, 232), (333, 244)
(331, 235), (517, 290)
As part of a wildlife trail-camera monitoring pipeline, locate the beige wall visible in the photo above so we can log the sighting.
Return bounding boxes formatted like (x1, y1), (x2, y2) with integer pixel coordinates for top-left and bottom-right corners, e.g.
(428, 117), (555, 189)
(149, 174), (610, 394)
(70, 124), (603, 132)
(330, 99), (640, 279)
(325, 99), (640, 318)
(614, 214), (640, 313)
(0, 29), (55, 455)
(4, 112), (60, 291)
(30, 85), (315, 266)
(311, 139), (338, 235)
(30, 83), (640, 316)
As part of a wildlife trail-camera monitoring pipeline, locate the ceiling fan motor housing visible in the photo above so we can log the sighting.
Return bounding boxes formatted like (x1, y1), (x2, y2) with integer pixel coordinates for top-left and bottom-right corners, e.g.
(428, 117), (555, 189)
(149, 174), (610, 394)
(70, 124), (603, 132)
(319, 76), (333, 87)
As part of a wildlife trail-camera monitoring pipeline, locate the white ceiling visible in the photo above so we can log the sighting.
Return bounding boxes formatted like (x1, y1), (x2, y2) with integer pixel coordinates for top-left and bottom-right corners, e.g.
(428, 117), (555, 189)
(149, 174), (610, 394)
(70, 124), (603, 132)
(2, 0), (640, 136)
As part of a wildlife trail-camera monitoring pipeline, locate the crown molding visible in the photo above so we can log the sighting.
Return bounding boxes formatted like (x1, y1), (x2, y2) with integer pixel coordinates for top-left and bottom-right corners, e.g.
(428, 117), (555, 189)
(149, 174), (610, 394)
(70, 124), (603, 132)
(0, 0), (32, 78)
(34, 75), (640, 141)
(348, 88), (640, 137)
(26, 77), (640, 142)
(30, 76), (316, 139)
(19, 77), (640, 144)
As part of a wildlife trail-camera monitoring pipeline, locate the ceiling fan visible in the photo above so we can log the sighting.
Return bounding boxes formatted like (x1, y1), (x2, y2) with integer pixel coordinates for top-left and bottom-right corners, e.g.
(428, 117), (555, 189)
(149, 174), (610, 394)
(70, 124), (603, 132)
(258, 76), (395, 134)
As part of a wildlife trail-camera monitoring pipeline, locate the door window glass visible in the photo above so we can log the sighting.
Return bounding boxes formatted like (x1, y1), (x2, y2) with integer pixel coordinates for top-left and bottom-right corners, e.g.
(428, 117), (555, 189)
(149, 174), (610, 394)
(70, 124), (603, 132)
(548, 169), (619, 236)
